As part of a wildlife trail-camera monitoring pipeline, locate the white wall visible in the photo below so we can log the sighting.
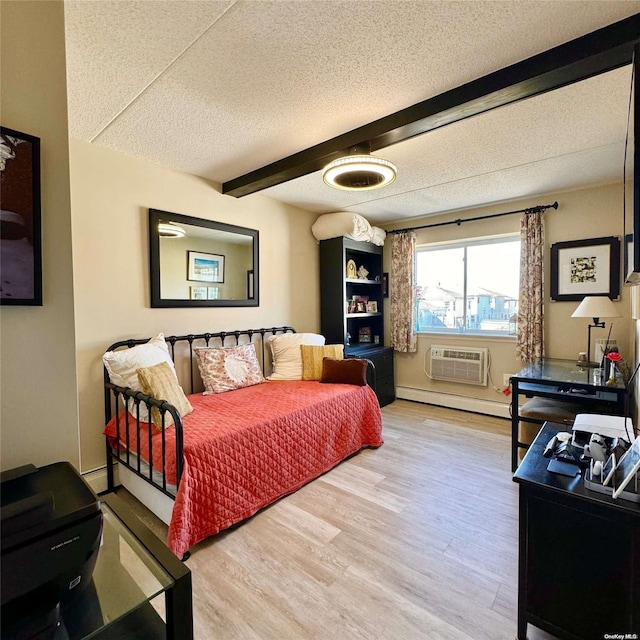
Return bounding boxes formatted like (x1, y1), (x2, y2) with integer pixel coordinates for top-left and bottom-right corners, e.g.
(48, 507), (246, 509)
(69, 140), (320, 472)
(383, 183), (633, 417)
(0, 1), (80, 470)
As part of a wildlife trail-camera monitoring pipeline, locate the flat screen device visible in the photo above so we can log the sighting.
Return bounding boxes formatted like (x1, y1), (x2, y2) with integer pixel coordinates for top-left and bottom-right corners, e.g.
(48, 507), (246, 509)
(601, 453), (617, 487)
(612, 438), (640, 499)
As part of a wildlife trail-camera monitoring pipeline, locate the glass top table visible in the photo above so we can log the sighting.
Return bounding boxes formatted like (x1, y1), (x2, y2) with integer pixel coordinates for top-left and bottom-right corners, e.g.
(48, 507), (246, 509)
(64, 494), (192, 640)
(512, 357), (626, 389)
(510, 358), (628, 472)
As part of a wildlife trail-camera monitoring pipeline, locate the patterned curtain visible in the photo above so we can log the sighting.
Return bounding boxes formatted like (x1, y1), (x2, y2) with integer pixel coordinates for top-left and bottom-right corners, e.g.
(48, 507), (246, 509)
(517, 212), (544, 361)
(390, 231), (417, 353)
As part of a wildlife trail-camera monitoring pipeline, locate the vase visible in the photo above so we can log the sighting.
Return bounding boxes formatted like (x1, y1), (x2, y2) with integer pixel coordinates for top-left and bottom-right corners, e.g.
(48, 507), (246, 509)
(606, 362), (617, 386)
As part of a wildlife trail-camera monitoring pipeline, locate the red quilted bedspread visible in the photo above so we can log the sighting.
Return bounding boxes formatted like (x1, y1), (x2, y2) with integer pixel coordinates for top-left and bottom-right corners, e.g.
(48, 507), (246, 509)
(104, 380), (383, 557)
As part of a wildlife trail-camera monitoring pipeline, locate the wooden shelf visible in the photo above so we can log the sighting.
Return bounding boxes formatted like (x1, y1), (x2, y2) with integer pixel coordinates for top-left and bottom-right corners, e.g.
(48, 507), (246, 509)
(345, 278), (382, 285)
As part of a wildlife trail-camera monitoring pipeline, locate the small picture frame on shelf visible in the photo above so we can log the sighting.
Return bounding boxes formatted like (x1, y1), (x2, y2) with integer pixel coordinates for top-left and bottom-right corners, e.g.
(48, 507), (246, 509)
(190, 286), (207, 300)
(359, 327), (372, 343)
(366, 301), (378, 313)
(356, 301), (367, 313)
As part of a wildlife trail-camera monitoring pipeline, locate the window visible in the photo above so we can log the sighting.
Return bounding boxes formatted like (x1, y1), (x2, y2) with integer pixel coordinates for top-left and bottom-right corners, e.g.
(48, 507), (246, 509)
(416, 235), (520, 335)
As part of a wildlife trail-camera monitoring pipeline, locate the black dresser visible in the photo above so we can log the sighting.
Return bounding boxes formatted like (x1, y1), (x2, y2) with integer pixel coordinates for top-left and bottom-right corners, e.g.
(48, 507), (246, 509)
(513, 423), (639, 640)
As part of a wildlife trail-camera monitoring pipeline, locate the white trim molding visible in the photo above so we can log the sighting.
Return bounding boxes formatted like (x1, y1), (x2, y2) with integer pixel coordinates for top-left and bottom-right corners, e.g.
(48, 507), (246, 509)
(82, 465), (118, 495)
(396, 386), (511, 419)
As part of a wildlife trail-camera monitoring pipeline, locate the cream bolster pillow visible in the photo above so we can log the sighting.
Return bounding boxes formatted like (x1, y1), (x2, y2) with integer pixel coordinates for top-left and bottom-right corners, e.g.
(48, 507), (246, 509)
(103, 333), (177, 421)
(301, 344), (344, 381)
(137, 361), (193, 429)
(369, 226), (386, 246)
(268, 333), (325, 380)
(311, 212), (372, 242)
(195, 343), (265, 394)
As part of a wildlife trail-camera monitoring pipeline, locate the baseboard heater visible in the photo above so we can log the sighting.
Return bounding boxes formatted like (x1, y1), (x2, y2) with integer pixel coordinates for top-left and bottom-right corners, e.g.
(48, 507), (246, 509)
(429, 345), (488, 386)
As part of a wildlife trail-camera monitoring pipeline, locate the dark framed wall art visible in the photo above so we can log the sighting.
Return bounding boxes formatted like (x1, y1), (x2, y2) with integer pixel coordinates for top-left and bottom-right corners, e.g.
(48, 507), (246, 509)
(0, 126), (42, 305)
(550, 236), (620, 302)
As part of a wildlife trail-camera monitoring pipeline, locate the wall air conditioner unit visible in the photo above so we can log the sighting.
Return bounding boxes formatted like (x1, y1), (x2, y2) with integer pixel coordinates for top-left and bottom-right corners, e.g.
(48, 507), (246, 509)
(429, 345), (488, 386)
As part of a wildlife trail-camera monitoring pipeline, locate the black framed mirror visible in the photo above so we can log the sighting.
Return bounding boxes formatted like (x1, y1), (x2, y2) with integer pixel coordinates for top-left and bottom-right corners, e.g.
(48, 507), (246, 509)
(149, 209), (259, 307)
(624, 45), (640, 284)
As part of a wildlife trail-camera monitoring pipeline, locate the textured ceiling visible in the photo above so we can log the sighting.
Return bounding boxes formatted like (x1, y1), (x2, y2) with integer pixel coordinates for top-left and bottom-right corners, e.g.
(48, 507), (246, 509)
(64, 1), (640, 224)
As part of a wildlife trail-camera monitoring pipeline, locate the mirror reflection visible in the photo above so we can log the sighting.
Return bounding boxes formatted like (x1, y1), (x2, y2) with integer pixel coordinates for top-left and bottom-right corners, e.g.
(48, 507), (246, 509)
(149, 209), (259, 307)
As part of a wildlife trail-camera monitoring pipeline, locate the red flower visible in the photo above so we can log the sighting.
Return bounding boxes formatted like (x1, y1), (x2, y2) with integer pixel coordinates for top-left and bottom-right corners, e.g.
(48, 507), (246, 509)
(606, 352), (622, 362)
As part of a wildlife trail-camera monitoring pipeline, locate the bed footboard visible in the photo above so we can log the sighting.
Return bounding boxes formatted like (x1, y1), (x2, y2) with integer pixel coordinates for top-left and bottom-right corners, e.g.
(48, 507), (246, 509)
(104, 383), (184, 498)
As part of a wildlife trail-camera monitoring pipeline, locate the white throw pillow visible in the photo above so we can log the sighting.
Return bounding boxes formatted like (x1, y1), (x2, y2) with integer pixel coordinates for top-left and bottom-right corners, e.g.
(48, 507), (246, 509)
(103, 334), (177, 420)
(268, 333), (325, 380)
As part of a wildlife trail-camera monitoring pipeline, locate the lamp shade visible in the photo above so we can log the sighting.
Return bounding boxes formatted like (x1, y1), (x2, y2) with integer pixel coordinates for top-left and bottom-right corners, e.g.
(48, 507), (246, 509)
(571, 296), (621, 319)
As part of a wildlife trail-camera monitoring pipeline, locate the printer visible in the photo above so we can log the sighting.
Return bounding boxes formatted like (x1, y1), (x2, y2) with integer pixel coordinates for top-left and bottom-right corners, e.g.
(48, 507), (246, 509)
(571, 413), (636, 442)
(1, 462), (103, 640)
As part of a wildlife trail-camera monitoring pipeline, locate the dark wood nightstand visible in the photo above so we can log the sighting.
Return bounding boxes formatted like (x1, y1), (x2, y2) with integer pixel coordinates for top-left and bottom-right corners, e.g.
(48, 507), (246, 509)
(346, 345), (395, 407)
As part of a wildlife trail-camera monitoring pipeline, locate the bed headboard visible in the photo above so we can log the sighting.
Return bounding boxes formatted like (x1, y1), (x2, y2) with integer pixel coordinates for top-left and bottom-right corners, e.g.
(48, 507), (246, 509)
(104, 325), (295, 397)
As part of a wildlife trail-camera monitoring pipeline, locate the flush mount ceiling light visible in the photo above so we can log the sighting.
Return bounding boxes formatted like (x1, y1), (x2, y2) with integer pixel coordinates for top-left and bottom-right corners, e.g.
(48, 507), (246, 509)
(322, 154), (397, 191)
(158, 222), (186, 238)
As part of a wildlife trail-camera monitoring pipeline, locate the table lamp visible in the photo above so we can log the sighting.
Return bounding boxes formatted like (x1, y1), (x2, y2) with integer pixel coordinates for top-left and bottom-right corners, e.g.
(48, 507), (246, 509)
(571, 296), (621, 367)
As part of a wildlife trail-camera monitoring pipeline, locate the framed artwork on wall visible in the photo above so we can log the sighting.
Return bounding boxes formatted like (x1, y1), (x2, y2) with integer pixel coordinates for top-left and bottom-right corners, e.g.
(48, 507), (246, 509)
(0, 126), (42, 305)
(187, 250), (224, 283)
(550, 236), (620, 302)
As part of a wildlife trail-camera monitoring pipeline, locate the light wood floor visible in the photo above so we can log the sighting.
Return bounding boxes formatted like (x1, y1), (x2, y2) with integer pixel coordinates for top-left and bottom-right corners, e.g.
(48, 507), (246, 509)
(117, 400), (559, 640)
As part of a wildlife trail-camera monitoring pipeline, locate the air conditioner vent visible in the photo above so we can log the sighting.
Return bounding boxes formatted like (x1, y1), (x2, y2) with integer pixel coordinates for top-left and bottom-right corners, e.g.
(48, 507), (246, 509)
(429, 345), (488, 386)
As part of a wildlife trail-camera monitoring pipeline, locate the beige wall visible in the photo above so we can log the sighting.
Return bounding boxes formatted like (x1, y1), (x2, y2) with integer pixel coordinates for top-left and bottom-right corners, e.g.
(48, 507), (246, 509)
(383, 183), (633, 415)
(69, 140), (320, 472)
(0, 1), (80, 470)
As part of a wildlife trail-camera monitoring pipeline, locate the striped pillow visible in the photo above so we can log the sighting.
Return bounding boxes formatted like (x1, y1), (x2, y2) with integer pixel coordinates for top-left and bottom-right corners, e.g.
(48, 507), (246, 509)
(137, 361), (193, 428)
(301, 344), (344, 381)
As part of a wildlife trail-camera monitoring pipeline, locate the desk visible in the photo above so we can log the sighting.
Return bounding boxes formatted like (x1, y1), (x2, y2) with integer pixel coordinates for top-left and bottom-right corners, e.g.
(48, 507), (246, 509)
(65, 493), (192, 640)
(510, 358), (626, 471)
(513, 423), (640, 640)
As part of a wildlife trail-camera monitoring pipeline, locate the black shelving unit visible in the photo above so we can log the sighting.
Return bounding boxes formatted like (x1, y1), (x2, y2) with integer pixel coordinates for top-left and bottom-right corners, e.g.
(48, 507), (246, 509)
(319, 237), (384, 345)
(319, 237), (395, 406)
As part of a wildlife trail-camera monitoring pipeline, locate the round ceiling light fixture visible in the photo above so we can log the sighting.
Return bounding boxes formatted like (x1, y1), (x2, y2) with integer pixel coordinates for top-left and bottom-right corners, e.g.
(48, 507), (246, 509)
(158, 222), (186, 238)
(322, 154), (397, 191)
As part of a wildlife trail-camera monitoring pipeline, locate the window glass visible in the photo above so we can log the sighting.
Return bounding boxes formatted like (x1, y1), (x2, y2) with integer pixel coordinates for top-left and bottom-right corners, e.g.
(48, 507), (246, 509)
(416, 236), (520, 335)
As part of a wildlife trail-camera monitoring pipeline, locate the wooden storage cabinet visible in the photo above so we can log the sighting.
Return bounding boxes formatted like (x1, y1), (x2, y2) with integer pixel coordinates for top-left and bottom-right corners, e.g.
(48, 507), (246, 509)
(319, 237), (395, 407)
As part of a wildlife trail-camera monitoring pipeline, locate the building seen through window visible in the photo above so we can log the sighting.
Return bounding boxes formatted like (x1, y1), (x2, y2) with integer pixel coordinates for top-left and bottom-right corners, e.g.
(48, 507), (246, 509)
(416, 236), (520, 335)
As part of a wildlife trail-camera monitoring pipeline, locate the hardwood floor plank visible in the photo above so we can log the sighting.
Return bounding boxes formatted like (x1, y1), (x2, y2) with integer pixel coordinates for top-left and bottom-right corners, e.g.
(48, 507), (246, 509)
(115, 400), (558, 639)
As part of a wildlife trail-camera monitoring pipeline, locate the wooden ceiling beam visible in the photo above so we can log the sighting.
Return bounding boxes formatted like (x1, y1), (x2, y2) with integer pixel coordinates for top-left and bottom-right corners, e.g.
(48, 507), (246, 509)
(223, 14), (640, 198)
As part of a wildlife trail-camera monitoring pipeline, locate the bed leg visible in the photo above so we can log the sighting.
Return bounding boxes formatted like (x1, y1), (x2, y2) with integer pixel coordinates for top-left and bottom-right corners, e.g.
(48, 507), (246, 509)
(105, 439), (115, 492)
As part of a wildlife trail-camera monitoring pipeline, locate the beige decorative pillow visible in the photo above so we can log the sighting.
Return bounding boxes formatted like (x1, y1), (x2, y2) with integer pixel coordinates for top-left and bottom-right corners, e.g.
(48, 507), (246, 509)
(137, 361), (193, 428)
(267, 333), (325, 380)
(301, 344), (344, 380)
(195, 343), (265, 394)
(103, 333), (177, 421)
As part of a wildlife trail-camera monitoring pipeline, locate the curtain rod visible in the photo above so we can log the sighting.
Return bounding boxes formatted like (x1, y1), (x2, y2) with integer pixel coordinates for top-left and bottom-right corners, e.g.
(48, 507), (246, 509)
(388, 201), (558, 234)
